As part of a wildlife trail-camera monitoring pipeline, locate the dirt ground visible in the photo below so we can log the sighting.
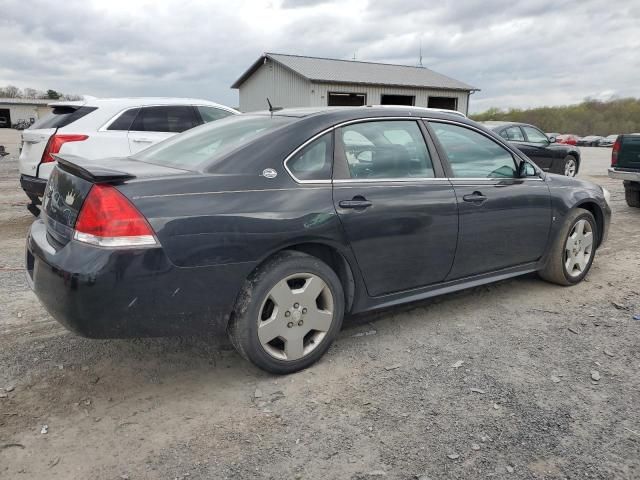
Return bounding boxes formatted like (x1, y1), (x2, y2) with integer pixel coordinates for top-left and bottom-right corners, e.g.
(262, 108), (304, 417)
(1, 147), (638, 479)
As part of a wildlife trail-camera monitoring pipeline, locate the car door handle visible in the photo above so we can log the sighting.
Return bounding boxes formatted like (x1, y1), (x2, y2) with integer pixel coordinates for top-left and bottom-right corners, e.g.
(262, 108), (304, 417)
(132, 138), (153, 143)
(463, 191), (487, 203)
(339, 197), (372, 209)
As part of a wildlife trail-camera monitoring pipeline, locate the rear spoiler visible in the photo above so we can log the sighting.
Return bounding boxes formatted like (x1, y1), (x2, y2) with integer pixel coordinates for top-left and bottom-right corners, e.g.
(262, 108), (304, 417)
(55, 154), (136, 183)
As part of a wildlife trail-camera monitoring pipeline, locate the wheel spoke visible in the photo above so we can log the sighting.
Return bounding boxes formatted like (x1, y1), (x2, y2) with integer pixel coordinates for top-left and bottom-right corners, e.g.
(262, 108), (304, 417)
(258, 316), (283, 344)
(304, 307), (334, 333)
(269, 279), (294, 308)
(565, 253), (575, 273)
(299, 276), (326, 304)
(284, 333), (305, 360)
(582, 231), (593, 250)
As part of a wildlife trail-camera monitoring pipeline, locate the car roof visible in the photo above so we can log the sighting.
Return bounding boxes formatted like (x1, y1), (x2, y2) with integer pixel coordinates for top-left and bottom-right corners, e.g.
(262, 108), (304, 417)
(480, 121), (533, 130)
(48, 97), (238, 112)
(254, 106), (471, 122)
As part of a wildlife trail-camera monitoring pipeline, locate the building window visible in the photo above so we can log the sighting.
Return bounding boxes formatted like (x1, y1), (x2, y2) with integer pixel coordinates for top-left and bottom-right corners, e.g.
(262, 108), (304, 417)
(327, 92), (366, 107)
(428, 96), (457, 110)
(380, 94), (415, 106)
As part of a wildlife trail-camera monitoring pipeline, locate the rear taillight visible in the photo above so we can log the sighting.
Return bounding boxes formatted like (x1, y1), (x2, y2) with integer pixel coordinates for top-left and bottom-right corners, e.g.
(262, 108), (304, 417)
(73, 184), (157, 247)
(41, 134), (88, 163)
(611, 137), (621, 166)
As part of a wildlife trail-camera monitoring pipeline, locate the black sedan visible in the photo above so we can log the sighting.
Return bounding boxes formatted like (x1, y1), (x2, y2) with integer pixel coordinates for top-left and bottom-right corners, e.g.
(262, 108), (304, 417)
(482, 121), (582, 177)
(26, 107), (611, 373)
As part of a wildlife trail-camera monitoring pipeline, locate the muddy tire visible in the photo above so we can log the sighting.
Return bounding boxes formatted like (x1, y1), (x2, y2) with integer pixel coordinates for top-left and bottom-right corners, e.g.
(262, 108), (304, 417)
(228, 250), (344, 374)
(539, 208), (597, 286)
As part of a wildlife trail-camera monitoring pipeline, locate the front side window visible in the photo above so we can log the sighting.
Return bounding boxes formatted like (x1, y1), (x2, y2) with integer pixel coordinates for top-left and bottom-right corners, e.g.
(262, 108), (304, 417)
(430, 122), (517, 178)
(131, 106), (198, 133)
(522, 126), (549, 144)
(338, 121), (434, 179)
(287, 133), (332, 181)
(500, 126), (525, 141)
(197, 106), (234, 123)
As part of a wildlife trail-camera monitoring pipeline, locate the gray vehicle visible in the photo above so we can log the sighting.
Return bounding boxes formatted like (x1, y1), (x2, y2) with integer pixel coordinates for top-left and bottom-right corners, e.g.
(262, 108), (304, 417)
(608, 134), (640, 207)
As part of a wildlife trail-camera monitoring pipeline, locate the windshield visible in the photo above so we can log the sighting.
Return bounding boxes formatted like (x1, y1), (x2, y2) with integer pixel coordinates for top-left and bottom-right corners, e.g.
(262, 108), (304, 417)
(132, 114), (293, 169)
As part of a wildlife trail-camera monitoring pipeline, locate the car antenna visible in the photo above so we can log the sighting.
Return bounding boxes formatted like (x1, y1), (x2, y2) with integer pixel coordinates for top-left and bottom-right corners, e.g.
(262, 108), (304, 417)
(266, 98), (282, 116)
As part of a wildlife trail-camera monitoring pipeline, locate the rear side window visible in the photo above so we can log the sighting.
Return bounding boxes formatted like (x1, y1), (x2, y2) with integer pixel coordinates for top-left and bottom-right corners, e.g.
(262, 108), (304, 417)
(131, 106), (198, 133)
(197, 106), (234, 123)
(133, 115), (293, 170)
(338, 120), (434, 179)
(107, 108), (140, 131)
(30, 106), (97, 129)
(500, 126), (525, 141)
(431, 122), (517, 178)
(287, 133), (333, 181)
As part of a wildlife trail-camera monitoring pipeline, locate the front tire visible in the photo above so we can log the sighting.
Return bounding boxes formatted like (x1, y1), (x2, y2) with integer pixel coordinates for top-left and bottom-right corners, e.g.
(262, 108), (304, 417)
(539, 208), (597, 286)
(563, 155), (578, 177)
(228, 251), (344, 374)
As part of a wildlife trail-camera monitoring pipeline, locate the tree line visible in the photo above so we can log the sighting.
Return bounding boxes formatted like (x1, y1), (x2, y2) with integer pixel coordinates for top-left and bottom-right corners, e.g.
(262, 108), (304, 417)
(470, 98), (640, 136)
(0, 85), (82, 101)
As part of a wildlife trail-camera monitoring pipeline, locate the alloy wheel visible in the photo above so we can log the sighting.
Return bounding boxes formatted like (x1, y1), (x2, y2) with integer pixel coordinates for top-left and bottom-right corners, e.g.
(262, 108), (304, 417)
(564, 219), (594, 278)
(257, 273), (334, 361)
(564, 158), (577, 177)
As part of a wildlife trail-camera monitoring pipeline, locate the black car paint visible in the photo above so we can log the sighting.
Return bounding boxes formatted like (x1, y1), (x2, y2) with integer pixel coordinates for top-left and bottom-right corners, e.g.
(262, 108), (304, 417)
(485, 122), (581, 175)
(26, 107), (611, 338)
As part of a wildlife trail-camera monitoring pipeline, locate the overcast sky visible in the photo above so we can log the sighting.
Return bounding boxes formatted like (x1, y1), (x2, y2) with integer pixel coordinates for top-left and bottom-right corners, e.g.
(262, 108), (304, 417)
(1, 0), (638, 113)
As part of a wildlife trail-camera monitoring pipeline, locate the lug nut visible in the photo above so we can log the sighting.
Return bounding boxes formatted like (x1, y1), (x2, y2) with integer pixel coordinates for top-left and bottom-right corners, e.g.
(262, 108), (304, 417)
(293, 303), (299, 309)
(285, 311), (291, 317)
(298, 320), (304, 326)
(302, 308), (307, 314)
(287, 322), (294, 328)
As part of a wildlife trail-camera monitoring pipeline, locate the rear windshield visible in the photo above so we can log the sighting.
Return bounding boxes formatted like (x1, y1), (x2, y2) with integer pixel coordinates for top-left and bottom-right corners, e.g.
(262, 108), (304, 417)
(132, 114), (293, 169)
(30, 106), (97, 129)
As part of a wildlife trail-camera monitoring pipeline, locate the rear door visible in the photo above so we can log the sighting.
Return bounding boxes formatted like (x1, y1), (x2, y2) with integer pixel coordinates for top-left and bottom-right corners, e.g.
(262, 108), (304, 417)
(18, 105), (96, 178)
(332, 119), (458, 297)
(428, 121), (551, 279)
(127, 105), (199, 154)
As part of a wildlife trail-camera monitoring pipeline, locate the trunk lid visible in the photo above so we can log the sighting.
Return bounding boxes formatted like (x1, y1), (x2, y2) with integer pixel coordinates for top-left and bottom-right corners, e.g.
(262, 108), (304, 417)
(617, 134), (640, 170)
(43, 155), (188, 247)
(19, 128), (56, 177)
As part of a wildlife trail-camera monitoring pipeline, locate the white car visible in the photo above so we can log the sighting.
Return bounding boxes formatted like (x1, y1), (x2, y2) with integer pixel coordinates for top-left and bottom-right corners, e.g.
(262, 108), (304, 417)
(19, 97), (238, 212)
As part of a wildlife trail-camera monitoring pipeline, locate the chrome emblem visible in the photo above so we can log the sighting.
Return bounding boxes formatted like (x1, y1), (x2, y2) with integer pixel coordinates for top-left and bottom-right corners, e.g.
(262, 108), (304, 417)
(262, 168), (277, 179)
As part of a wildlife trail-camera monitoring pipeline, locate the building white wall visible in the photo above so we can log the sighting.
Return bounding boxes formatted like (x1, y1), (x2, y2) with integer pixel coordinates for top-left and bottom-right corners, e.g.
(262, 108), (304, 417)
(239, 60), (312, 112)
(0, 104), (51, 125)
(237, 61), (472, 113)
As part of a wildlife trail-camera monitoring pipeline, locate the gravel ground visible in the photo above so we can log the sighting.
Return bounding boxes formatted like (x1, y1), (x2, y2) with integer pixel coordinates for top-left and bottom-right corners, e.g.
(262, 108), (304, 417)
(1, 148), (639, 479)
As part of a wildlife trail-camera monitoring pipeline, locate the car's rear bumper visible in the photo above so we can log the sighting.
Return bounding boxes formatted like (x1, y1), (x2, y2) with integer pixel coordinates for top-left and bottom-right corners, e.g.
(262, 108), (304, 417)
(608, 168), (640, 182)
(20, 174), (47, 204)
(26, 219), (255, 338)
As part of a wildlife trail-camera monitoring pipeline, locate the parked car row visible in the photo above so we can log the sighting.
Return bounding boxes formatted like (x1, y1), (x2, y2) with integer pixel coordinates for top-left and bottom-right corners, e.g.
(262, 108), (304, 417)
(24, 106), (611, 373)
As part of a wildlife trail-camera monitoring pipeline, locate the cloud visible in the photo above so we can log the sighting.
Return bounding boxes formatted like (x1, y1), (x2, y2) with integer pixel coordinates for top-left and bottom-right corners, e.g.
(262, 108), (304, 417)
(0, 0), (638, 112)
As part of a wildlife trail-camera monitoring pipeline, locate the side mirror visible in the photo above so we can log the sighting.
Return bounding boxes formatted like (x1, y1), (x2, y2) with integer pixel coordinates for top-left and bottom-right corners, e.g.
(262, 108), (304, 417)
(548, 136), (556, 143)
(517, 160), (537, 178)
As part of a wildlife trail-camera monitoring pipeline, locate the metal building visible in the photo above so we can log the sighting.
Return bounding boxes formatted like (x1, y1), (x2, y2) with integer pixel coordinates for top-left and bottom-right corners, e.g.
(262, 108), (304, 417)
(0, 98), (51, 129)
(231, 53), (479, 114)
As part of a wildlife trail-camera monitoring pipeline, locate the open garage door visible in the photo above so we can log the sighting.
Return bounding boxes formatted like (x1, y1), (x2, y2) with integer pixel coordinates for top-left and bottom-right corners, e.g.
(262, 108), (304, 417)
(428, 97), (457, 110)
(380, 94), (415, 106)
(328, 92), (366, 106)
(0, 109), (10, 129)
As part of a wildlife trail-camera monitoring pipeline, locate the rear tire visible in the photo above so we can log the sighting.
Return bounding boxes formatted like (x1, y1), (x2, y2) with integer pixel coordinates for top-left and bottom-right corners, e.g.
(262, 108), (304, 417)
(563, 155), (578, 177)
(539, 208), (597, 286)
(624, 181), (640, 208)
(228, 250), (344, 374)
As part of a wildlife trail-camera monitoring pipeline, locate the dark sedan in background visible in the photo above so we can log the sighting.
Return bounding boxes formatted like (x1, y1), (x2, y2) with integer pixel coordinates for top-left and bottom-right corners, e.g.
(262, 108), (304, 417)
(482, 121), (582, 177)
(26, 107), (611, 373)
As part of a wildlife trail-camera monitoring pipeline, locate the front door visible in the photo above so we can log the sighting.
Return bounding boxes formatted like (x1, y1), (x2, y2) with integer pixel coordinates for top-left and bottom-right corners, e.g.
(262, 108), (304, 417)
(516, 125), (555, 171)
(428, 121), (552, 280)
(332, 120), (458, 297)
